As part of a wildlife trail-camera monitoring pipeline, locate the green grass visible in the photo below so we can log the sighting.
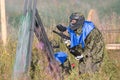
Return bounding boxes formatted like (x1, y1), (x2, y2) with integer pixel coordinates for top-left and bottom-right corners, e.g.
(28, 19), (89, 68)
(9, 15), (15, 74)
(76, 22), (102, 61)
(1, 14), (120, 80)
(1, 0), (120, 79)
(0, 38), (17, 80)
(0, 38), (120, 80)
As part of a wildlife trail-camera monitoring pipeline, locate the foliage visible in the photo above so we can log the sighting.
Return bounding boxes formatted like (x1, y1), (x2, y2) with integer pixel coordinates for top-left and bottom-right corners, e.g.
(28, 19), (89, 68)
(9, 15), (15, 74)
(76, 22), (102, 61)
(1, 0), (120, 80)
(0, 38), (17, 80)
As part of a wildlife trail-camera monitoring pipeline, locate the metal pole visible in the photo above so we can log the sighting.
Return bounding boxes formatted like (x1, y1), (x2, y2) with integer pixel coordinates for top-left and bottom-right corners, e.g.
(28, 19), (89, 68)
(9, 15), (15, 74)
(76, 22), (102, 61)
(23, 0), (29, 15)
(27, 0), (37, 74)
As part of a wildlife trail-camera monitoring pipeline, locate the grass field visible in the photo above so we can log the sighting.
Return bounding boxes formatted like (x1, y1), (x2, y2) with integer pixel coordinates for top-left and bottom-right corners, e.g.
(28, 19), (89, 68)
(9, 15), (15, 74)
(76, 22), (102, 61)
(0, 38), (120, 80)
(0, 0), (120, 80)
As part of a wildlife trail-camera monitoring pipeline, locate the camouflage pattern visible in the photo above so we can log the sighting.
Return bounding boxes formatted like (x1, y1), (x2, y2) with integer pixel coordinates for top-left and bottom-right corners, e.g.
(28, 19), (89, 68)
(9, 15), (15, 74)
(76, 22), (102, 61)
(60, 59), (71, 75)
(70, 27), (105, 74)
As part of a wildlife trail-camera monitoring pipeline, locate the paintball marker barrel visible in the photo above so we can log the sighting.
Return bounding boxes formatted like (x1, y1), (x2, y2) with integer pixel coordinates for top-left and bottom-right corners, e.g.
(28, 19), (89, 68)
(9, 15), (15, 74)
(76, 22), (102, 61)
(52, 30), (70, 40)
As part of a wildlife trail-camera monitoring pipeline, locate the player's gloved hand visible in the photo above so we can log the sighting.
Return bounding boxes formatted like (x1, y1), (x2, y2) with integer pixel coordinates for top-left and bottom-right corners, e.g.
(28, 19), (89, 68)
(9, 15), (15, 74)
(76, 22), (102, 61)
(63, 39), (71, 47)
(75, 55), (84, 61)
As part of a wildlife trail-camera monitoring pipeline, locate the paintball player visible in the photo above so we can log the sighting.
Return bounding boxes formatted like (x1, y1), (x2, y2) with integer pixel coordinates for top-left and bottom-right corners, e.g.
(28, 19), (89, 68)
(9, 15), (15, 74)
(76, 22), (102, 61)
(55, 12), (105, 74)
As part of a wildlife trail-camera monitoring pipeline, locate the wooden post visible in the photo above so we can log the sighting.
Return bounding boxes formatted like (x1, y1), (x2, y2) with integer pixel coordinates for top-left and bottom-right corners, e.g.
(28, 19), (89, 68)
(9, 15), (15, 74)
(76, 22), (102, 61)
(87, 9), (101, 29)
(0, 0), (7, 46)
(106, 44), (120, 50)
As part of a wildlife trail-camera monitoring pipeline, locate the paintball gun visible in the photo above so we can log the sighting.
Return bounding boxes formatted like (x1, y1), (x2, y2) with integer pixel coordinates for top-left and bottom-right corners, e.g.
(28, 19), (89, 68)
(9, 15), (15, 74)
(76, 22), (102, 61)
(52, 30), (70, 40)
(53, 24), (70, 40)
(56, 24), (67, 32)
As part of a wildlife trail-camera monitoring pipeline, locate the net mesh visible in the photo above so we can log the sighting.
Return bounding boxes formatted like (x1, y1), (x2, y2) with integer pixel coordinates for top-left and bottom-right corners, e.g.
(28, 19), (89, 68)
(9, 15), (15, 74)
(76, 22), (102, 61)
(13, 12), (32, 79)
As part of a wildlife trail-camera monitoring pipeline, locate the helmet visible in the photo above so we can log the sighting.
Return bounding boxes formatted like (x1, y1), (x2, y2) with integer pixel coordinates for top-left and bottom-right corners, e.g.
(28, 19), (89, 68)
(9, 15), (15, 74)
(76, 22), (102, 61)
(69, 12), (85, 31)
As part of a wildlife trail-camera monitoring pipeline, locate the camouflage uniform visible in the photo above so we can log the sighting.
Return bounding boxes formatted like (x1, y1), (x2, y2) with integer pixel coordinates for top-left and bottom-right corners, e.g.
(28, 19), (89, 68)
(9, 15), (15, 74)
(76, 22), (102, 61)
(71, 27), (105, 74)
(56, 12), (105, 74)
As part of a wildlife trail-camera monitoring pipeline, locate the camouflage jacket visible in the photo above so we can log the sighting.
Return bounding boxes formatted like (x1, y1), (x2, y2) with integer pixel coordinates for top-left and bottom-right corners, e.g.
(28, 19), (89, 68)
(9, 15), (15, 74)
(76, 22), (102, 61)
(69, 27), (105, 62)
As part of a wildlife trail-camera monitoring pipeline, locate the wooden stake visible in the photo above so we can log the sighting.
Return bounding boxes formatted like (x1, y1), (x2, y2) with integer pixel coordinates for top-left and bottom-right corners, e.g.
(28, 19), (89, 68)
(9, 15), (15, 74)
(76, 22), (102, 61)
(0, 0), (7, 46)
